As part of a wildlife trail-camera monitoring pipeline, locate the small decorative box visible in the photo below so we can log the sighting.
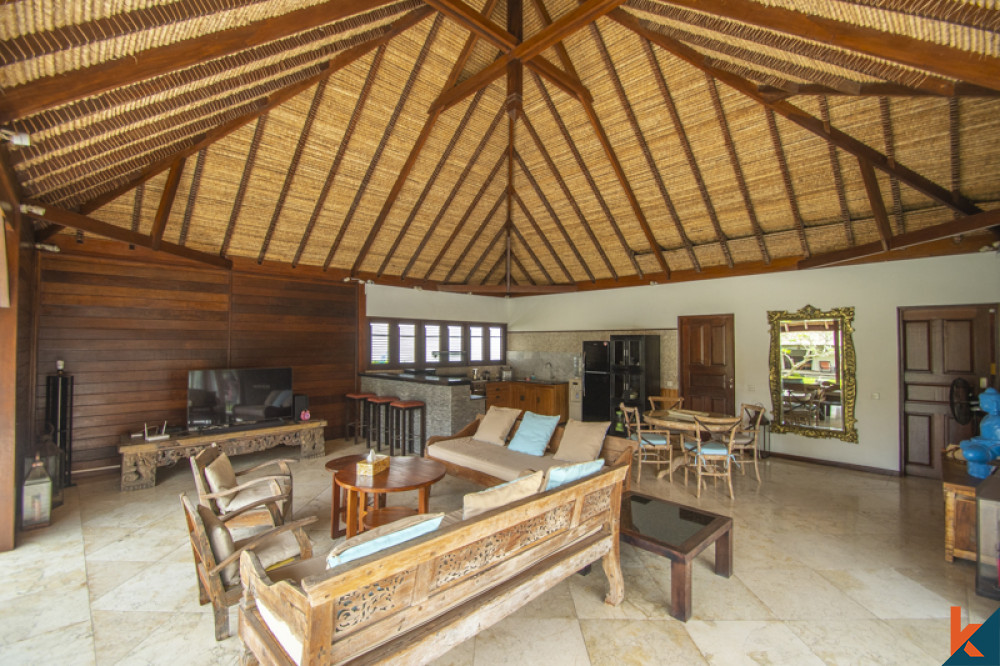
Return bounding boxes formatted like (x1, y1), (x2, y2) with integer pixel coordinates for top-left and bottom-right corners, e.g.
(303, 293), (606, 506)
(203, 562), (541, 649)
(357, 453), (389, 476)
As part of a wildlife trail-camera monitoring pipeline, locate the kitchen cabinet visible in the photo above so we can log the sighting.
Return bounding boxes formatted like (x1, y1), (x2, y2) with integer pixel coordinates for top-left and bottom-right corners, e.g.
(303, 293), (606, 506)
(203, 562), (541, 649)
(485, 381), (568, 423)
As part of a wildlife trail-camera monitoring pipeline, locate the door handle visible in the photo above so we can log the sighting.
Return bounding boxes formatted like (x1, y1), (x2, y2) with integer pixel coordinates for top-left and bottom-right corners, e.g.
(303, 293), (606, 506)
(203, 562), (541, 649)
(728, 377), (735, 389)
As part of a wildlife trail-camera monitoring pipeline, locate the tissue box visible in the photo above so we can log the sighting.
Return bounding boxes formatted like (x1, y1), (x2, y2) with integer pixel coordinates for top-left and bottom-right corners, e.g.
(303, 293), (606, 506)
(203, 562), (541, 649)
(357, 454), (389, 476)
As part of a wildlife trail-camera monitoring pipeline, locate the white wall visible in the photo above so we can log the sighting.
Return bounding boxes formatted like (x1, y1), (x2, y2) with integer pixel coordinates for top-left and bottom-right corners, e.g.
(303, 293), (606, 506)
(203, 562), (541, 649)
(363, 254), (1000, 471)
(365, 284), (504, 322)
(506, 253), (1000, 472)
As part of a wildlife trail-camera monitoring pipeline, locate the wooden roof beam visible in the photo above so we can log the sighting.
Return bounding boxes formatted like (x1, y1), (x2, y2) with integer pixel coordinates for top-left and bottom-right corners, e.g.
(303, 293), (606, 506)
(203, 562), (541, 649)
(612, 11), (982, 216)
(437, 283), (577, 294)
(509, 223), (555, 284)
(521, 114), (618, 278)
(219, 116), (268, 257)
(0, 0), (403, 123)
(21, 202), (231, 269)
(798, 209), (1000, 269)
(759, 83), (1000, 99)
(429, 0), (623, 113)
(77, 6), (433, 215)
(515, 151), (596, 282)
(819, 97), (855, 245)
(857, 157), (893, 251)
(513, 192), (575, 282)
(644, 0), (1000, 93)
(149, 158), (185, 251)
(838, 0), (1000, 35)
(443, 193), (508, 283)
(458, 221), (508, 284)
(177, 150), (206, 247)
(401, 107), (506, 279)
(293, 48), (385, 267)
(764, 108), (810, 257)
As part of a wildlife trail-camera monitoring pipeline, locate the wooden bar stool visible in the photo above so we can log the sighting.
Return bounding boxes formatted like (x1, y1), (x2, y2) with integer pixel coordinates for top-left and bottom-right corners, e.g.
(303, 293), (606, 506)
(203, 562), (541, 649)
(388, 400), (426, 456)
(366, 396), (398, 451)
(344, 393), (376, 443)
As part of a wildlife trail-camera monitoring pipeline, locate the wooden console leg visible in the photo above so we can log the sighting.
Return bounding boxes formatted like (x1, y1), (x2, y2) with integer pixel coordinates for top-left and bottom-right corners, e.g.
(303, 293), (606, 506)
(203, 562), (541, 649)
(601, 541), (625, 606)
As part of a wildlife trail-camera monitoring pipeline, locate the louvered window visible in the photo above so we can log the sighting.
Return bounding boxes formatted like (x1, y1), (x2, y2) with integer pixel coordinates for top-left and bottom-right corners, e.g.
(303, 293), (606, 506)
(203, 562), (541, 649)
(425, 324), (440, 363)
(469, 326), (484, 362)
(489, 326), (504, 361)
(370, 322), (390, 365)
(365, 319), (505, 369)
(399, 323), (416, 363)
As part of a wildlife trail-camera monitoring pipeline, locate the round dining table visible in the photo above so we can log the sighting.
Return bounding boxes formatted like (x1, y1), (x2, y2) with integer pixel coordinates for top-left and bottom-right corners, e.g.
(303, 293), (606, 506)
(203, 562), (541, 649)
(642, 409), (735, 480)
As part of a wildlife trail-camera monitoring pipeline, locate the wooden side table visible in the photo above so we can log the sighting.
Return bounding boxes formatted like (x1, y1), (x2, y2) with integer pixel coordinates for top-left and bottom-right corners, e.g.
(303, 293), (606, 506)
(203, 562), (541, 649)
(334, 457), (446, 538)
(325, 454), (366, 538)
(943, 455), (983, 562)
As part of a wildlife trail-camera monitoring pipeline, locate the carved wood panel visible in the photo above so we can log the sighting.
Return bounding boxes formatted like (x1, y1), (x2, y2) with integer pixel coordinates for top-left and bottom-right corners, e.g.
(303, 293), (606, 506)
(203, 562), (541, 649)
(334, 571), (414, 634)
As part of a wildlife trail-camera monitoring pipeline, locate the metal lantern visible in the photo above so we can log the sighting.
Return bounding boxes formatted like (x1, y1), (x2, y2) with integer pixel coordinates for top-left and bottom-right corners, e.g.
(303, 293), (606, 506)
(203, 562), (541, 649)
(975, 471), (1000, 599)
(22, 454), (52, 530)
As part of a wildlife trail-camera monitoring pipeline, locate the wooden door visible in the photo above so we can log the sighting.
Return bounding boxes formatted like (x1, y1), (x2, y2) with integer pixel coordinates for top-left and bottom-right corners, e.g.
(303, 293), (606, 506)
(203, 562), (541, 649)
(899, 304), (998, 478)
(679, 314), (736, 415)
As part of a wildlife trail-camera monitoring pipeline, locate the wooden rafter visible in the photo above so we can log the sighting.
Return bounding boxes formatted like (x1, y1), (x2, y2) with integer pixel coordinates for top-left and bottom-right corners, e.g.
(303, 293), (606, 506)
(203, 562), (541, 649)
(949, 97), (962, 221)
(77, 6), (433, 216)
(377, 89), (488, 276)
(401, 106), (506, 279)
(177, 150), (206, 246)
(0, 0), (403, 123)
(612, 11), (983, 217)
(646, 0), (1000, 93)
(763, 109), (810, 257)
(705, 76), (769, 263)
(840, 0), (1000, 33)
(459, 222), (509, 284)
(21, 202), (232, 269)
(509, 223), (554, 283)
(258, 79), (327, 264)
(357, 0), (500, 275)
(759, 83), (1000, 100)
(436, 283), (576, 294)
(521, 114), (617, 278)
(510, 251), (535, 286)
(150, 158), (186, 251)
(798, 209), (1000, 269)
(483, 249), (508, 285)
(877, 97), (905, 234)
(421, 152), (507, 280)
(626, 1), (959, 96)
(445, 193), (507, 282)
(293, 48), (385, 267)
(857, 158), (892, 251)
(513, 192), (574, 282)
(429, 0), (624, 113)
(819, 97), (855, 245)
(220, 116), (268, 257)
(634, 32), (733, 267)
(325, 15), (444, 271)
(130, 183), (145, 235)
(515, 151), (595, 282)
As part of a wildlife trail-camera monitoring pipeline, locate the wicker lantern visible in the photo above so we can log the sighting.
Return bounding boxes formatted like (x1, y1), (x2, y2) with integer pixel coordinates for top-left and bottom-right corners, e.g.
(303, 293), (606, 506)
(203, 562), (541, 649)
(22, 454), (52, 530)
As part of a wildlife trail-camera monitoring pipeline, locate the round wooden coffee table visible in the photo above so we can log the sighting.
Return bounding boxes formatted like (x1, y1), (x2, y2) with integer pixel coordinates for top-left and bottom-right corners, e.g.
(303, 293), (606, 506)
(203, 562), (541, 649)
(334, 457), (446, 538)
(325, 454), (366, 538)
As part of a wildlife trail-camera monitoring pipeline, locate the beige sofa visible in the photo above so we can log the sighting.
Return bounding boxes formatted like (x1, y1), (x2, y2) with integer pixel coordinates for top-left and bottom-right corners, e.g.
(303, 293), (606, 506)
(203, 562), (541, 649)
(238, 463), (630, 665)
(425, 413), (635, 489)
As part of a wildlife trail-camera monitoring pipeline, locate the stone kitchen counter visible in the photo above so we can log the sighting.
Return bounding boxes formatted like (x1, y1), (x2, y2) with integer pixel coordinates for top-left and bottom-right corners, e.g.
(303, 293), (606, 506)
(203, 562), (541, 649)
(360, 373), (485, 440)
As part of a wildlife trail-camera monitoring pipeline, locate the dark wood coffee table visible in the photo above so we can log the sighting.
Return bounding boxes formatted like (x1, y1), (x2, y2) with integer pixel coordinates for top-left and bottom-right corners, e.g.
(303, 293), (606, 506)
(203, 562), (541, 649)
(619, 491), (733, 621)
(334, 457), (446, 538)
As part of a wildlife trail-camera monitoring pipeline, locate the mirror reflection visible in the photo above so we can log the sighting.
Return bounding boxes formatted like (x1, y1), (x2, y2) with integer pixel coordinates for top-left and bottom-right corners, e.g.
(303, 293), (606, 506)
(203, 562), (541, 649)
(768, 305), (858, 442)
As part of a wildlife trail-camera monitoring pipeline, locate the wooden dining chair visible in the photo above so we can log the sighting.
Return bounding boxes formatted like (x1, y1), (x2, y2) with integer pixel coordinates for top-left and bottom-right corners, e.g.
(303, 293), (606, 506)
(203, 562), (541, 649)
(620, 403), (675, 481)
(190, 443), (294, 529)
(733, 404), (767, 483)
(648, 395), (683, 412)
(682, 416), (741, 498)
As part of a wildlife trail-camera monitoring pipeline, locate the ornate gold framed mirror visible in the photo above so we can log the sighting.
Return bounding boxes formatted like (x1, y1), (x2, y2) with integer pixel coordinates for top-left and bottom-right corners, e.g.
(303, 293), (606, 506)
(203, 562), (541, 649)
(768, 305), (858, 442)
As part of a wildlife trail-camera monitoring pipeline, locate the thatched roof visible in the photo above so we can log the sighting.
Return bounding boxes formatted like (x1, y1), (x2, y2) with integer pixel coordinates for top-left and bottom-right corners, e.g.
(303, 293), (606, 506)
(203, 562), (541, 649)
(2, 0), (999, 293)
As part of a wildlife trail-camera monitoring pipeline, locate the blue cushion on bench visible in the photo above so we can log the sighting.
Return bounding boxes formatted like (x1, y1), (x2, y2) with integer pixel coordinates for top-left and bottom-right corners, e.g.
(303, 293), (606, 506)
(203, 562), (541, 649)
(543, 459), (604, 491)
(508, 411), (560, 456)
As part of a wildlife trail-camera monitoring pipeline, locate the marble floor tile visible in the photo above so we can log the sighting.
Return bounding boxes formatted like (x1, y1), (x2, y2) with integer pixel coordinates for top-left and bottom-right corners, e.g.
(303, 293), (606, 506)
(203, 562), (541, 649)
(0, 441), (987, 665)
(684, 620), (823, 665)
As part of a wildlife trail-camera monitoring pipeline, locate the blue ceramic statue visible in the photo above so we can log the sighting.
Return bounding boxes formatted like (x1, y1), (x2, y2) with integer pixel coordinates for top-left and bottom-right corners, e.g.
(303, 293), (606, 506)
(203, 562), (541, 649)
(960, 387), (1000, 478)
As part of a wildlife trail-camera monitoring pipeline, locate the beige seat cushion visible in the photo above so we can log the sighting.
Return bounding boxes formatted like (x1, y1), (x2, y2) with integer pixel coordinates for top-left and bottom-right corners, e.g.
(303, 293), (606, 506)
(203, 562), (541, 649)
(553, 420), (610, 463)
(197, 505), (239, 586)
(205, 452), (239, 509)
(226, 478), (285, 515)
(473, 406), (522, 446)
(246, 531), (303, 571)
(463, 470), (544, 519)
(427, 437), (563, 482)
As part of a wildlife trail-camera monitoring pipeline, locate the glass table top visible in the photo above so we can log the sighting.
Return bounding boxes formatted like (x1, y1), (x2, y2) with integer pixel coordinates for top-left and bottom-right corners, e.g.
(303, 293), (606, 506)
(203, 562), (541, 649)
(622, 493), (722, 550)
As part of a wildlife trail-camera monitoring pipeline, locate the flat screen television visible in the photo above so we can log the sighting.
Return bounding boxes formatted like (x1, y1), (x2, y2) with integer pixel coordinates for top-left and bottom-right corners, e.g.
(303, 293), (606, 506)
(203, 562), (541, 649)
(187, 367), (293, 431)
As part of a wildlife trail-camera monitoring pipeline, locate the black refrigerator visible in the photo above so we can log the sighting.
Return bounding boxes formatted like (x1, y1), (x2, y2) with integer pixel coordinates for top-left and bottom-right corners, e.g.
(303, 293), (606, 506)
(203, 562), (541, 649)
(610, 335), (661, 425)
(582, 341), (611, 421)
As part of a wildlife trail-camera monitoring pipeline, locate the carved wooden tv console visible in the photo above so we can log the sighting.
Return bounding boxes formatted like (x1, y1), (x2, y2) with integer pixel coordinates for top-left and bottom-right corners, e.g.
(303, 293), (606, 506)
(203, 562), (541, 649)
(118, 420), (326, 491)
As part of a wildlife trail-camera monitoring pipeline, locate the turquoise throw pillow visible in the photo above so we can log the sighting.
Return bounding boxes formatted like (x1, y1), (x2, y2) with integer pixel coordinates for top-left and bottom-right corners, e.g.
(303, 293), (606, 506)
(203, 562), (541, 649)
(326, 514), (443, 568)
(543, 459), (604, 491)
(507, 411), (560, 456)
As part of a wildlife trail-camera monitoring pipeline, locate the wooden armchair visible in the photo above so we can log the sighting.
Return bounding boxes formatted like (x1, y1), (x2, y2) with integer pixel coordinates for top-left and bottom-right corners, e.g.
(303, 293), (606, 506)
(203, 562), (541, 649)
(683, 416), (741, 498)
(180, 493), (316, 640)
(621, 403), (675, 481)
(190, 443), (294, 528)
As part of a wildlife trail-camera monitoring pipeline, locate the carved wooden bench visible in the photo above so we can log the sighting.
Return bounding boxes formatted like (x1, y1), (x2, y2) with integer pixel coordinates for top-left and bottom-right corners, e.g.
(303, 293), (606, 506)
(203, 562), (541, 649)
(238, 463), (629, 665)
(119, 420), (326, 491)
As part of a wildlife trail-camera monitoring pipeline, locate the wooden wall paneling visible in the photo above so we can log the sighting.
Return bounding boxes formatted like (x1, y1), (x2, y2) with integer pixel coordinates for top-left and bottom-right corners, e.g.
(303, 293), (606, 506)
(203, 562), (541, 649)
(229, 273), (357, 442)
(35, 254), (230, 471)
